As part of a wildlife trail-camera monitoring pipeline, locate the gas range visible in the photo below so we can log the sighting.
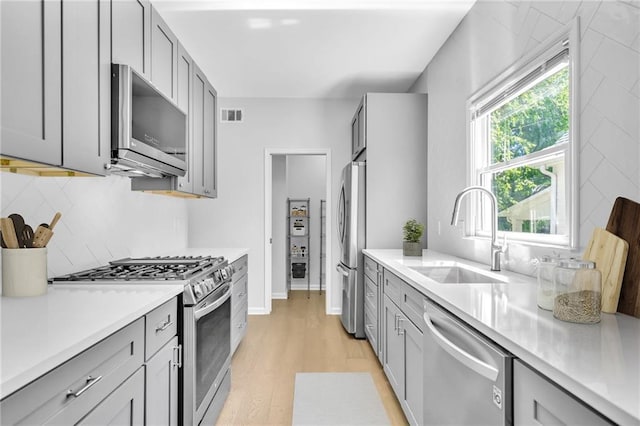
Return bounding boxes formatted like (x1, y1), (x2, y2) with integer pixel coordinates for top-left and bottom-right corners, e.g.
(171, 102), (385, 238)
(51, 255), (234, 305)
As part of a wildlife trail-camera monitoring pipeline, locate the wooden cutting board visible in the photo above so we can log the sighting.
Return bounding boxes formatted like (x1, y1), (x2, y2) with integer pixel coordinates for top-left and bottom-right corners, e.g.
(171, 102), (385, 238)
(583, 228), (629, 313)
(606, 197), (640, 318)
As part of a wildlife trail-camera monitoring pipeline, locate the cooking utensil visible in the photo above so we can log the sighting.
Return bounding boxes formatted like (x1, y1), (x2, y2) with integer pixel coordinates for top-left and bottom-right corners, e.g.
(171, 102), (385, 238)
(0, 218), (20, 249)
(33, 212), (61, 248)
(8, 213), (25, 248)
(22, 225), (34, 248)
(606, 197), (640, 318)
(582, 228), (628, 314)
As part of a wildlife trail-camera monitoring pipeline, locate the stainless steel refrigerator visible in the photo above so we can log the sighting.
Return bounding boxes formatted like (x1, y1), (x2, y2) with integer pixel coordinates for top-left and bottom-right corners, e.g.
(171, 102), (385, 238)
(336, 162), (366, 338)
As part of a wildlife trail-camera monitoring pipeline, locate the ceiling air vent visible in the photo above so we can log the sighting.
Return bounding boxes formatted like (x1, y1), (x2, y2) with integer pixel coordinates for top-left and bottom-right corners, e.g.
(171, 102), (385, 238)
(220, 108), (243, 123)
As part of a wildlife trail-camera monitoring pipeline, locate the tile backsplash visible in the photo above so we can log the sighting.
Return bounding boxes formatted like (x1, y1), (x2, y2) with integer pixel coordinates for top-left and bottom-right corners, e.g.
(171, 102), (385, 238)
(0, 172), (188, 278)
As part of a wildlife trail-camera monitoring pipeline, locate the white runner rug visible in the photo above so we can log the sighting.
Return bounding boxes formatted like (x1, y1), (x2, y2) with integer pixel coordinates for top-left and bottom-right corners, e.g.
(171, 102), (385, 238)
(292, 372), (391, 425)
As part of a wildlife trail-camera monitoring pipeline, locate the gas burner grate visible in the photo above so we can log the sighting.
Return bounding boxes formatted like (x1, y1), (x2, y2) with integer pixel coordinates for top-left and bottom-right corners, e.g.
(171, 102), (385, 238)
(52, 255), (225, 282)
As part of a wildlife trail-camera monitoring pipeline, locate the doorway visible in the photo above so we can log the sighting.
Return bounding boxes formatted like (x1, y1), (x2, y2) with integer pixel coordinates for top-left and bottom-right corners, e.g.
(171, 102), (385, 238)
(264, 148), (332, 314)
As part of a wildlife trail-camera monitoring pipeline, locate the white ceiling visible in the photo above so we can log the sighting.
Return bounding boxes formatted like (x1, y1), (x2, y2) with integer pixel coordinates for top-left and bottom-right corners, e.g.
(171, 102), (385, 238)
(153, 0), (476, 98)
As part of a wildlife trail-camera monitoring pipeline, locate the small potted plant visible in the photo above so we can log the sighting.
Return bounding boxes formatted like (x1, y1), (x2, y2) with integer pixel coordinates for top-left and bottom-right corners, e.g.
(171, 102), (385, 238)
(403, 219), (424, 256)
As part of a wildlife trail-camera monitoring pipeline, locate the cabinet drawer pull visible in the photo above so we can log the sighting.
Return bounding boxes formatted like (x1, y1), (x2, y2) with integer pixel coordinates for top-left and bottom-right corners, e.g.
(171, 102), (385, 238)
(367, 292), (375, 298)
(238, 292), (246, 297)
(397, 318), (405, 335)
(66, 375), (102, 398)
(155, 318), (174, 333)
(173, 344), (183, 368)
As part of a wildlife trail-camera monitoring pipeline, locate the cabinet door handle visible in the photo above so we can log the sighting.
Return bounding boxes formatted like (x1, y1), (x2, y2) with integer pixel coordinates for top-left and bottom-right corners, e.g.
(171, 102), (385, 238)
(173, 344), (183, 368)
(66, 375), (103, 398)
(397, 318), (404, 335)
(155, 318), (174, 333)
(394, 314), (399, 331)
(367, 292), (375, 298)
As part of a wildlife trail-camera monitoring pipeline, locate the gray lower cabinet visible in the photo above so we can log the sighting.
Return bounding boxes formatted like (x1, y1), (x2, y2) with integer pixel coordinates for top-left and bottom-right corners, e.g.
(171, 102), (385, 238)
(363, 255), (382, 362)
(513, 360), (613, 425)
(382, 272), (424, 426)
(145, 336), (180, 426)
(231, 255), (249, 355)
(78, 367), (145, 425)
(0, 297), (180, 426)
(0, 318), (145, 424)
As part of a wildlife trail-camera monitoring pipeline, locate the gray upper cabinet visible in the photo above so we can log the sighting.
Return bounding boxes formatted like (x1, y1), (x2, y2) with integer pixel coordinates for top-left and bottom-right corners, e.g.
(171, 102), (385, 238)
(1, 1), (62, 166)
(151, 5), (178, 101)
(192, 63), (218, 198)
(175, 43), (194, 193)
(1, 0), (110, 176)
(111, 0), (151, 79)
(62, 0), (111, 176)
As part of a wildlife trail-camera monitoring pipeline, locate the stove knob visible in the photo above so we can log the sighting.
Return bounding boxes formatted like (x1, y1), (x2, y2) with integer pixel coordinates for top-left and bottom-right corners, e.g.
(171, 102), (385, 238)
(193, 284), (203, 298)
(214, 270), (222, 282)
(221, 269), (228, 280)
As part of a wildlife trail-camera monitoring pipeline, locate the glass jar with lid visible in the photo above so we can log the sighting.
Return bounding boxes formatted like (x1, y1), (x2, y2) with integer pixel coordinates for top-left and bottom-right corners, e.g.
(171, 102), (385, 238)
(553, 259), (602, 324)
(536, 255), (561, 310)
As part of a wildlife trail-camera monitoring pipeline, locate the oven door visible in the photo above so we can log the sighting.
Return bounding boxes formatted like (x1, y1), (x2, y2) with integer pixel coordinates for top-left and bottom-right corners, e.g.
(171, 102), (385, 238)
(183, 283), (231, 425)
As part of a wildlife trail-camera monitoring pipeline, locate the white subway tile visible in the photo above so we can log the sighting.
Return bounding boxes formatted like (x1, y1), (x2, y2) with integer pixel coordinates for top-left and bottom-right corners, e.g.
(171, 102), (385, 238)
(590, 158), (639, 203)
(589, 36), (639, 90)
(590, 77), (640, 140)
(531, 10), (563, 42)
(589, 1), (640, 48)
(557, 1), (582, 23)
(579, 179), (604, 223)
(580, 142), (604, 186)
(588, 118), (638, 183)
(580, 29), (605, 74)
(580, 103), (605, 146)
(580, 66), (605, 112)
(531, 1), (565, 24)
(577, 0), (603, 38)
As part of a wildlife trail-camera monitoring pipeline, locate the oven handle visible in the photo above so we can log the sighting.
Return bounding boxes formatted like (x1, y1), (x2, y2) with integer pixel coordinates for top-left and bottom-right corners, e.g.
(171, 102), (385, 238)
(194, 285), (232, 321)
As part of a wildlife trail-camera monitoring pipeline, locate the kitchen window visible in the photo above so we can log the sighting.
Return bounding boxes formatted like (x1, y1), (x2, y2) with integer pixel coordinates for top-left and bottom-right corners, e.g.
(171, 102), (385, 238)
(467, 24), (579, 248)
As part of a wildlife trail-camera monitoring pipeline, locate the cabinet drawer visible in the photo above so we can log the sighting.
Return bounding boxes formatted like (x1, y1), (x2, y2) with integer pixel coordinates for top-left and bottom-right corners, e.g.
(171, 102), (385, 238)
(231, 305), (248, 355)
(364, 303), (377, 352)
(383, 270), (425, 331)
(401, 283), (426, 332)
(145, 298), (178, 361)
(383, 269), (403, 308)
(231, 255), (248, 281)
(0, 318), (144, 425)
(232, 274), (248, 316)
(364, 274), (378, 314)
(364, 256), (379, 282)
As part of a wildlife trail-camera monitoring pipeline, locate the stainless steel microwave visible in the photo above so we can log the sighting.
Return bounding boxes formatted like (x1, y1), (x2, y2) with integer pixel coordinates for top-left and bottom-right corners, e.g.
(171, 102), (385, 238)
(109, 64), (187, 177)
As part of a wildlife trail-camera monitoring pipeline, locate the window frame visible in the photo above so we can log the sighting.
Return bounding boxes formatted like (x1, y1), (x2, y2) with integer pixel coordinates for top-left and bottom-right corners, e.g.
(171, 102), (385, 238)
(465, 20), (580, 249)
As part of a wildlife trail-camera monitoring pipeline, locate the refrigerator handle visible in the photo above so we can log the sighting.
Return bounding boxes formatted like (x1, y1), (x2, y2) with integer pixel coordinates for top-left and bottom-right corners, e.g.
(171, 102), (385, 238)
(336, 264), (350, 277)
(423, 310), (499, 382)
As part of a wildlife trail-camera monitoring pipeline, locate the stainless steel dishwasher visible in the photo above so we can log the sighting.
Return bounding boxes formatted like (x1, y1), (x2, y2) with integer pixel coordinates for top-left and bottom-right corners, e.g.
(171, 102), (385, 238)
(423, 299), (513, 425)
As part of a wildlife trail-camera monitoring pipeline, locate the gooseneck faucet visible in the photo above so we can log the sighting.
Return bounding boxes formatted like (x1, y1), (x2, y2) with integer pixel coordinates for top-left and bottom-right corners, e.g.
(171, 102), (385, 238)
(451, 186), (503, 271)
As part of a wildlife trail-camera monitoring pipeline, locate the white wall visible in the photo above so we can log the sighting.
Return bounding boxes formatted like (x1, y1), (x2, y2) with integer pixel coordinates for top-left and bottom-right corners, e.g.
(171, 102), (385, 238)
(271, 155), (287, 297)
(287, 155), (327, 290)
(411, 0), (640, 275)
(187, 97), (357, 314)
(0, 173), (188, 279)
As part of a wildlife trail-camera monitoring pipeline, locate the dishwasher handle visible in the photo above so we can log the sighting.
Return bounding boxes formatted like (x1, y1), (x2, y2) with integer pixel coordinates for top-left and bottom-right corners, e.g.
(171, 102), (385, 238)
(423, 310), (499, 382)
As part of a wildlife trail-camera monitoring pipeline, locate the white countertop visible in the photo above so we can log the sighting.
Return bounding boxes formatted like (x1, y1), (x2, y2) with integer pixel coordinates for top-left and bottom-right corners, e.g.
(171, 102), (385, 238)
(364, 249), (640, 425)
(0, 284), (183, 399)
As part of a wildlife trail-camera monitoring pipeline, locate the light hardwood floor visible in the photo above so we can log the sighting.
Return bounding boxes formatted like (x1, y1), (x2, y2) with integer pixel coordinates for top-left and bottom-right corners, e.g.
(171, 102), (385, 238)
(215, 290), (408, 425)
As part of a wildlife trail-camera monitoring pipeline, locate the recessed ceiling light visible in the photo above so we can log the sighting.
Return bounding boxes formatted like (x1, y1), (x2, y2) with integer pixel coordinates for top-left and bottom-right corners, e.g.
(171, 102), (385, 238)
(248, 18), (273, 29)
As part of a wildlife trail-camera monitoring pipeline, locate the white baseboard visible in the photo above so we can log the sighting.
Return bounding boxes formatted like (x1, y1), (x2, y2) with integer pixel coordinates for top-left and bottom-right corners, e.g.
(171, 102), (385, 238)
(290, 282), (323, 291)
(272, 292), (288, 299)
(248, 307), (269, 315)
(328, 307), (341, 315)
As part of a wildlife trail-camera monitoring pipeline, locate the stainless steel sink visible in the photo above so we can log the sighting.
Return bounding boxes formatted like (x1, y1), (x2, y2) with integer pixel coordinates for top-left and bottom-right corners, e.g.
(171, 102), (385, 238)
(409, 264), (507, 284)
